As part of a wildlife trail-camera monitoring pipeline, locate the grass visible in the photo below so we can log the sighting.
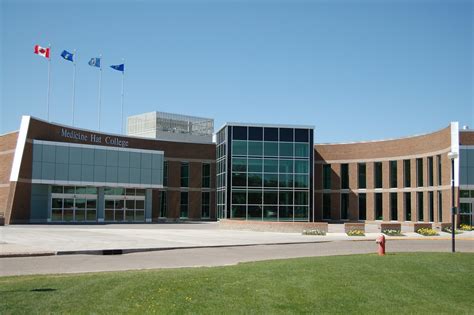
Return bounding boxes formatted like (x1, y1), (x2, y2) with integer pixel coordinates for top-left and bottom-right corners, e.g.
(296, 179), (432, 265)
(0, 253), (473, 314)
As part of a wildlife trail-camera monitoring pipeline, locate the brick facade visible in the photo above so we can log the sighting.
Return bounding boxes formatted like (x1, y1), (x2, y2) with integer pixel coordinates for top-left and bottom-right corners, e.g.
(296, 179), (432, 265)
(314, 125), (457, 224)
(2, 117), (216, 224)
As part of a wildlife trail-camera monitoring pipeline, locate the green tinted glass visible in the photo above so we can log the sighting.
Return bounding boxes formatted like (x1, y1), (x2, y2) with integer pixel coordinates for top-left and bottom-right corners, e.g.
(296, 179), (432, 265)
(248, 159), (263, 172)
(232, 190), (247, 204)
(279, 143), (293, 157)
(295, 174), (309, 188)
(248, 141), (263, 156)
(295, 191), (308, 205)
(264, 174), (278, 187)
(295, 160), (308, 174)
(279, 160), (293, 173)
(264, 159), (278, 173)
(295, 143), (309, 157)
(279, 174), (293, 188)
(232, 158), (247, 172)
(248, 173), (263, 187)
(264, 142), (278, 156)
(232, 140), (247, 156)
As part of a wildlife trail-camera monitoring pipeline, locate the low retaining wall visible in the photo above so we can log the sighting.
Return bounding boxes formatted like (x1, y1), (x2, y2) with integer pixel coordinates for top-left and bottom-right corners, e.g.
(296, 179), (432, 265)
(344, 223), (365, 233)
(412, 223), (433, 232)
(380, 223), (401, 231)
(433, 222), (451, 230)
(219, 220), (328, 233)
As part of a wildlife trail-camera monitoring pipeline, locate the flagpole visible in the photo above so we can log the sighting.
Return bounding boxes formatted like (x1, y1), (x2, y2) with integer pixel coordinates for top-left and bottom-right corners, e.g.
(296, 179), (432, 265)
(98, 54), (102, 131)
(121, 58), (125, 134)
(46, 44), (51, 121)
(72, 49), (77, 126)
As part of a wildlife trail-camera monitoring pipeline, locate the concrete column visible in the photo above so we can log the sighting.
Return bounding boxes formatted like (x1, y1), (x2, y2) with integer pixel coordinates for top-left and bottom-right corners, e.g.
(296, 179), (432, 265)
(145, 188), (152, 223)
(97, 187), (104, 222)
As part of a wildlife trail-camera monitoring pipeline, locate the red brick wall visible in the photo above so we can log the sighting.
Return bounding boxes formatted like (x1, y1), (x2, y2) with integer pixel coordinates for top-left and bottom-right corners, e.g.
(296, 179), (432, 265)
(0, 132), (18, 219)
(314, 125), (453, 224)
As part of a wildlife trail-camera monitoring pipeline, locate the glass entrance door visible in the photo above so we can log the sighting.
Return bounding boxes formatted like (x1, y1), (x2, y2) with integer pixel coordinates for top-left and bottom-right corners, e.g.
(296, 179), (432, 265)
(459, 201), (472, 228)
(51, 186), (98, 222)
(104, 188), (146, 222)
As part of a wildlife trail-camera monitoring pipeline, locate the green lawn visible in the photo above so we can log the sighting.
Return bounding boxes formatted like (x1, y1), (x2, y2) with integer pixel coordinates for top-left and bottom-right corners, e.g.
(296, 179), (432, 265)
(1, 253), (473, 314)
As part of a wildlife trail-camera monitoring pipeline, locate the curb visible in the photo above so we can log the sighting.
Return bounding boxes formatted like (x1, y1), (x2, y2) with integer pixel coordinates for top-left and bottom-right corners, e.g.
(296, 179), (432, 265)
(56, 240), (335, 256)
(0, 251), (56, 258)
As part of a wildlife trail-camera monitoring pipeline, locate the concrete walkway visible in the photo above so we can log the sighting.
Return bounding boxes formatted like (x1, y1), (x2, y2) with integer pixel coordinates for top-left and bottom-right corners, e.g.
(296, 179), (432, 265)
(1, 223), (472, 257)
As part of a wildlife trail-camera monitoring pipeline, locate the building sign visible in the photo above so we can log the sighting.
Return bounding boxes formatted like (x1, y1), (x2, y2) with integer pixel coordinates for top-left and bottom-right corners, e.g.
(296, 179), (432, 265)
(60, 128), (129, 148)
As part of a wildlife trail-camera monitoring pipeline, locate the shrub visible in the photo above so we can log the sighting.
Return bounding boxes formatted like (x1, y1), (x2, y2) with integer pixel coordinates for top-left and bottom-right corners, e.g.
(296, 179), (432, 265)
(459, 224), (473, 231)
(302, 229), (326, 236)
(416, 228), (439, 236)
(382, 229), (403, 236)
(347, 229), (365, 236)
(442, 226), (463, 234)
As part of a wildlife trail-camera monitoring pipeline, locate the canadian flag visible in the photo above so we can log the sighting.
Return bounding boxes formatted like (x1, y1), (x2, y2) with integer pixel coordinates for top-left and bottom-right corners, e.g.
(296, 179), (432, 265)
(34, 45), (50, 59)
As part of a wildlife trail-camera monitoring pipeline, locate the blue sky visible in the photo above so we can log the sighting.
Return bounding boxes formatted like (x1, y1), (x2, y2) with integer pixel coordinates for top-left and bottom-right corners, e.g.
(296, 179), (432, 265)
(1, 0), (472, 143)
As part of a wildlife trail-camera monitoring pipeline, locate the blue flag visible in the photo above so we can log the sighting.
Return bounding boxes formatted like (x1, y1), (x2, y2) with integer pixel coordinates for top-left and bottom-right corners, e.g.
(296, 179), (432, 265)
(61, 50), (74, 62)
(88, 57), (101, 68)
(110, 64), (124, 72)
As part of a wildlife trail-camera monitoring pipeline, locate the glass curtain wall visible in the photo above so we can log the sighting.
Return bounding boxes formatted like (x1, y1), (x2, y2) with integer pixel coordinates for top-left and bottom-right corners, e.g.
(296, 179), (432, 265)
(226, 125), (312, 221)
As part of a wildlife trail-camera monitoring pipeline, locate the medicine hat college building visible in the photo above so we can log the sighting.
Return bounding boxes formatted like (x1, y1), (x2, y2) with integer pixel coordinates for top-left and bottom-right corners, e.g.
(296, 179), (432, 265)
(0, 112), (472, 227)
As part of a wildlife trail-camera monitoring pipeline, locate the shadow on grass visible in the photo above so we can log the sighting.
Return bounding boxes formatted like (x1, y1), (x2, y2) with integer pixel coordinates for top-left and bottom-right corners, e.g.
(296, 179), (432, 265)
(0, 288), (57, 294)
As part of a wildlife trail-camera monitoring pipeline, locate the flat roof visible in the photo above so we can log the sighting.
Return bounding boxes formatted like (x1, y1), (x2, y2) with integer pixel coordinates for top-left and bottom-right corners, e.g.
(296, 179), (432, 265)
(218, 122), (315, 132)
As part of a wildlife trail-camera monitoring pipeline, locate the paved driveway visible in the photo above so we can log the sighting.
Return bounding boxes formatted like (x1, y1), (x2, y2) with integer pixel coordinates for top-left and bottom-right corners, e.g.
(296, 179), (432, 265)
(0, 223), (472, 256)
(1, 240), (473, 276)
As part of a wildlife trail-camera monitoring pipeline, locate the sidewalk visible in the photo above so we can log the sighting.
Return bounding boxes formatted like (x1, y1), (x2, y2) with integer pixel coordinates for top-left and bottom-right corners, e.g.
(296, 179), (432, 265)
(1, 223), (472, 258)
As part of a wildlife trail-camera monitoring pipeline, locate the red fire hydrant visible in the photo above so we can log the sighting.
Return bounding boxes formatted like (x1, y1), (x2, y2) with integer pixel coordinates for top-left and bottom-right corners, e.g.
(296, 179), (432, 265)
(376, 235), (386, 256)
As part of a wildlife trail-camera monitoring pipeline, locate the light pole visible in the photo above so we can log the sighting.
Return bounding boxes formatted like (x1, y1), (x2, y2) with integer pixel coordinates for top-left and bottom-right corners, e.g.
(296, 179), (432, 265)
(447, 151), (459, 253)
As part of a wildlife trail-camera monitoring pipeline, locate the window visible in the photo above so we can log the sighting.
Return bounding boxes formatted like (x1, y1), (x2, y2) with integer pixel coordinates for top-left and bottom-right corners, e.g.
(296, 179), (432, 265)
(323, 164), (331, 190)
(159, 191), (167, 217)
(390, 193), (397, 220)
(390, 161), (397, 188)
(374, 162), (383, 189)
(232, 140), (247, 156)
(403, 160), (411, 187)
(341, 193), (349, 220)
(341, 164), (349, 189)
(248, 141), (263, 156)
(359, 193), (366, 220)
(358, 163), (366, 189)
(416, 158), (423, 187)
(404, 192), (411, 221)
(279, 128), (294, 142)
(279, 143), (293, 157)
(180, 192), (188, 218)
(249, 127), (263, 141)
(263, 142), (278, 156)
(375, 193), (383, 220)
(323, 193), (331, 219)
(437, 155), (442, 185)
(428, 157), (433, 186)
(417, 192), (424, 221)
(295, 129), (309, 142)
(233, 126), (247, 140)
(180, 163), (189, 187)
(263, 127), (278, 141)
(163, 161), (168, 186)
(202, 163), (211, 188)
(429, 191), (434, 222)
(438, 191), (442, 222)
(202, 192), (210, 218)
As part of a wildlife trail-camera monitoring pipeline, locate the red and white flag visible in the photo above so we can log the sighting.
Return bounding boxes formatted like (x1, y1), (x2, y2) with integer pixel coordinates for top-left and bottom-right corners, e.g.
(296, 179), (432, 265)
(34, 45), (50, 59)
